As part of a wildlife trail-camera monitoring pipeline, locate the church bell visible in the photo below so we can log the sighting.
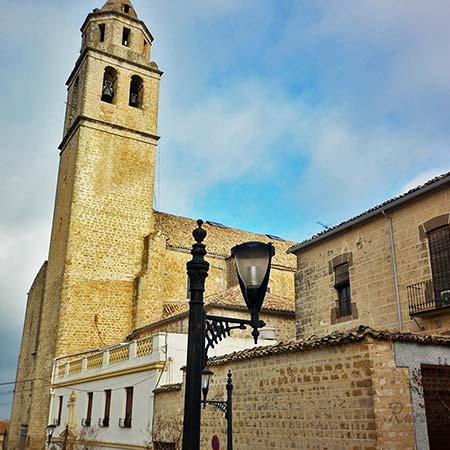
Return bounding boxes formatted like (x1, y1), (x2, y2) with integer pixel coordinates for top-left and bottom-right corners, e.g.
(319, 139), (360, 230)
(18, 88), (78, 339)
(101, 80), (114, 103)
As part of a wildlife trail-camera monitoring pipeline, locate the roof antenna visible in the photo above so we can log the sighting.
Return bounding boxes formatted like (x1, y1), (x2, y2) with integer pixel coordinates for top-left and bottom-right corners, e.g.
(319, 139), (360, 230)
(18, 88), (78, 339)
(316, 221), (331, 230)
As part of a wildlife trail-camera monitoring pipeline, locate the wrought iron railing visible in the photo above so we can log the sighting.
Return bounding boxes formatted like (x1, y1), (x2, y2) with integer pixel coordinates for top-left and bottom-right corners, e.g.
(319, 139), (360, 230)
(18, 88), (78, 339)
(408, 280), (450, 315)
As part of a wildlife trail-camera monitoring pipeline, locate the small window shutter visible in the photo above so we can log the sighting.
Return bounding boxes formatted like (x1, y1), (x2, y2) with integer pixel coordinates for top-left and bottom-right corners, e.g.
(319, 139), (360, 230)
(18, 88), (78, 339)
(334, 263), (349, 288)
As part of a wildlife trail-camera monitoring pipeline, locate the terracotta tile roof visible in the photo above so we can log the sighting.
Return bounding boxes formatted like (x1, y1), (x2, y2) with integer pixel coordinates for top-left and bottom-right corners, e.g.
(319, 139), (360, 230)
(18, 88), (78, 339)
(204, 285), (294, 313)
(153, 383), (182, 394)
(207, 325), (450, 366)
(161, 286), (294, 319)
(288, 170), (450, 253)
(153, 211), (296, 268)
(0, 421), (9, 434)
(127, 287), (294, 341)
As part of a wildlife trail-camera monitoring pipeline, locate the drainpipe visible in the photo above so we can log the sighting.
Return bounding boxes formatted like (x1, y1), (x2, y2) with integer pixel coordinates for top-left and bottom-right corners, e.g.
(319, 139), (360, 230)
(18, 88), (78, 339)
(382, 210), (403, 330)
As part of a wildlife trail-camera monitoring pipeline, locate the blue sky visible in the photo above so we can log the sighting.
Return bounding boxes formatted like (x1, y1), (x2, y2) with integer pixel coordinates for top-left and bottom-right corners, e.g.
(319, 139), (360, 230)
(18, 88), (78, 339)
(1, 0), (450, 419)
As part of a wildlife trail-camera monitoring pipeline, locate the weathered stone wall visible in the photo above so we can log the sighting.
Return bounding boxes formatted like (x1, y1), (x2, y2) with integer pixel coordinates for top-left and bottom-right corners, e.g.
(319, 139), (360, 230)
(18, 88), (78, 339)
(8, 264), (47, 450)
(294, 185), (450, 338)
(23, 129), (81, 450)
(154, 338), (416, 450)
(55, 124), (158, 355)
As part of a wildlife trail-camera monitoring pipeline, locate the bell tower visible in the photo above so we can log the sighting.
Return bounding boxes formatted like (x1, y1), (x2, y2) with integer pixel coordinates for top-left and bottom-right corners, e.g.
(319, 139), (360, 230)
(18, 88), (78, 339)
(9, 3), (162, 450)
(49, 0), (162, 356)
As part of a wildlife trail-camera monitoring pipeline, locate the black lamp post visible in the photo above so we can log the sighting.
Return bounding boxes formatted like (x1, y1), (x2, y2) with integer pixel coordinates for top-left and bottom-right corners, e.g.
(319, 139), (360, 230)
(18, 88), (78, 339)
(181, 220), (274, 450)
(201, 370), (234, 450)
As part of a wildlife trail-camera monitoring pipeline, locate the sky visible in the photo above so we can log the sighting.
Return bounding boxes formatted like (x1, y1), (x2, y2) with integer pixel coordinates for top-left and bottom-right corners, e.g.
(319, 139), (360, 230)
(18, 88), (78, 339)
(1, 0), (450, 419)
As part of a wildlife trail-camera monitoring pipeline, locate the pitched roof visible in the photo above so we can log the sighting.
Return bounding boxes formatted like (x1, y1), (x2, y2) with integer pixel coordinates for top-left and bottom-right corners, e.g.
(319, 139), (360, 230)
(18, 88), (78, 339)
(153, 210), (296, 268)
(204, 285), (294, 313)
(0, 421), (9, 434)
(288, 170), (450, 253)
(127, 287), (295, 341)
(207, 325), (450, 366)
(100, 0), (138, 19)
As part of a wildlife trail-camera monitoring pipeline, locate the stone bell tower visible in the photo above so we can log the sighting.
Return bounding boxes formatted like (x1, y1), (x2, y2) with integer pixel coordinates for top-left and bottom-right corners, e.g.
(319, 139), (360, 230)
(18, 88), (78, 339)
(8, 3), (161, 449)
(53, 0), (162, 355)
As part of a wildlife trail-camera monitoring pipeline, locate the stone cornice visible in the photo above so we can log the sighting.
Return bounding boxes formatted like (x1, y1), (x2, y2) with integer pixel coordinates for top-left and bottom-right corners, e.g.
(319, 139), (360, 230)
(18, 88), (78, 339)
(59, 115), (160, 153)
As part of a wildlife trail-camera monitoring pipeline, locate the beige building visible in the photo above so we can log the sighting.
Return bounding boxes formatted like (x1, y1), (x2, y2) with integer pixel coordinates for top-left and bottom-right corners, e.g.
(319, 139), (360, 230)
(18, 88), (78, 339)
(8, 2), (295, 450)
(287, 173), (450, 339)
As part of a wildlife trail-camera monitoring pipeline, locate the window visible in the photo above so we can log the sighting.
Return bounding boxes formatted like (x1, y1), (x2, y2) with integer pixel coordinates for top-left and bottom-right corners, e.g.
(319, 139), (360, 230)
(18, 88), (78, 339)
(334, 263), (351, 316)
(428, 227), (450, 301)
(101, 67), (117, 103)
(122, 27), (131, 46)
(123, 4), (131, 14)
(102, 389), (111, 427)
(99, 23), (106, 42)
(57, 396), (63, 426)
(123, 387), (133, 427)
(83, 392), (93, 426)
(129, 75), (143, 107)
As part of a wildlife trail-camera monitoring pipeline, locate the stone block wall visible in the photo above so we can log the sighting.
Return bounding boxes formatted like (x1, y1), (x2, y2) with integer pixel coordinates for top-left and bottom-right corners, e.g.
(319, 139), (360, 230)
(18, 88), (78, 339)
(153, 337), (416, 450)
(8, 264), (47, 450)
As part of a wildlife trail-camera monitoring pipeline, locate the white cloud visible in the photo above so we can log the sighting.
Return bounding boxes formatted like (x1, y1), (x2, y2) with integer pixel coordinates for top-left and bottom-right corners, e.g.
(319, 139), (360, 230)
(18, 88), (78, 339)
(399, 169), (447, 194)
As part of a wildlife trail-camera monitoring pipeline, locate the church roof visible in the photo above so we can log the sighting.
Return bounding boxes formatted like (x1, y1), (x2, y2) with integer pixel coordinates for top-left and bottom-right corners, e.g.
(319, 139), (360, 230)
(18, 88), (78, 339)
(153, 211), (296, 269)
(204, 285), (294, 313)
(100, 0), (138, 19)
(127, 286), (294, 341)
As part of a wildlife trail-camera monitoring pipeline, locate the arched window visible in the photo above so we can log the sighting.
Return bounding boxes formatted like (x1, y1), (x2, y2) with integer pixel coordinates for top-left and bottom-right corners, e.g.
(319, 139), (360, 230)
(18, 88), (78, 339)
(101, 67), (117, 103)
(129, 75), (143, 107)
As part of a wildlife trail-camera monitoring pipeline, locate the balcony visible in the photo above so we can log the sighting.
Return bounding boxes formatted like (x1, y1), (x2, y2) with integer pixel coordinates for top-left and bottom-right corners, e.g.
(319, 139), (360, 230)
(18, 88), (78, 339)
(407, 280), (450, 316)
(53, 335), (156, 382)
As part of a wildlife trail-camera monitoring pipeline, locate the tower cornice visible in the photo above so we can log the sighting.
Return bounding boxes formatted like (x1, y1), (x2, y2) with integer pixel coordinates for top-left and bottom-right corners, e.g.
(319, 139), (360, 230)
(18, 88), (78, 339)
(65, 46), (163, 87)
(58, 115), (160, 154)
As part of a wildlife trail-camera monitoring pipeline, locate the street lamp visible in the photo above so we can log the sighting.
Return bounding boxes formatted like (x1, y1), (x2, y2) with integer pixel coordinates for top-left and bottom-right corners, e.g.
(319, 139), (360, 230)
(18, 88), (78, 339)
(201, 370), (234, 450)
(46, 424), (56, 447)
(232, 241), (275, 343)
(201, 369), (214, 406)
(182, 220), (274, 450)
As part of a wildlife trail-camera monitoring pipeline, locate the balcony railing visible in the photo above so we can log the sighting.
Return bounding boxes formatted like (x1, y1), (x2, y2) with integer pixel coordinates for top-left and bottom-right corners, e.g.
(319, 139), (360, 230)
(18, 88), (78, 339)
(54, 336), (153, 379)
(408, 280), (450, 315)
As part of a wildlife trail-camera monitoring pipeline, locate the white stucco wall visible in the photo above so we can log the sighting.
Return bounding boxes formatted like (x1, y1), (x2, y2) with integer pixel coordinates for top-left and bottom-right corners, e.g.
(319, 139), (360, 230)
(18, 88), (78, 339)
(49, 332), (274, 449)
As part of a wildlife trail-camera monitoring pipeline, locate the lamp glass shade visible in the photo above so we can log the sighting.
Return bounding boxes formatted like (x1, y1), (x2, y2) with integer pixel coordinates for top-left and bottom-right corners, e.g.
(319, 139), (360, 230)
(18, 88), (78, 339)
(231, 242), (273, 289)
(201, 369), (213, 393)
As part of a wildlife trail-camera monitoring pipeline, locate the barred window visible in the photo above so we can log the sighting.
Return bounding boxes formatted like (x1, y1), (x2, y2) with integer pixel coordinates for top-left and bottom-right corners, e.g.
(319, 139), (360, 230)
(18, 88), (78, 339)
(334, 263), (351, 316)
(428, 227), (450, 299)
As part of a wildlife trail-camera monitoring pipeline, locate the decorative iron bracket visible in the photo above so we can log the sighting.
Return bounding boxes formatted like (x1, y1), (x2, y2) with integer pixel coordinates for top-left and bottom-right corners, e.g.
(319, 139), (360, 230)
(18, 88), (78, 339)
(204, 314), (266, 364)
(202, 399), (228, 417)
